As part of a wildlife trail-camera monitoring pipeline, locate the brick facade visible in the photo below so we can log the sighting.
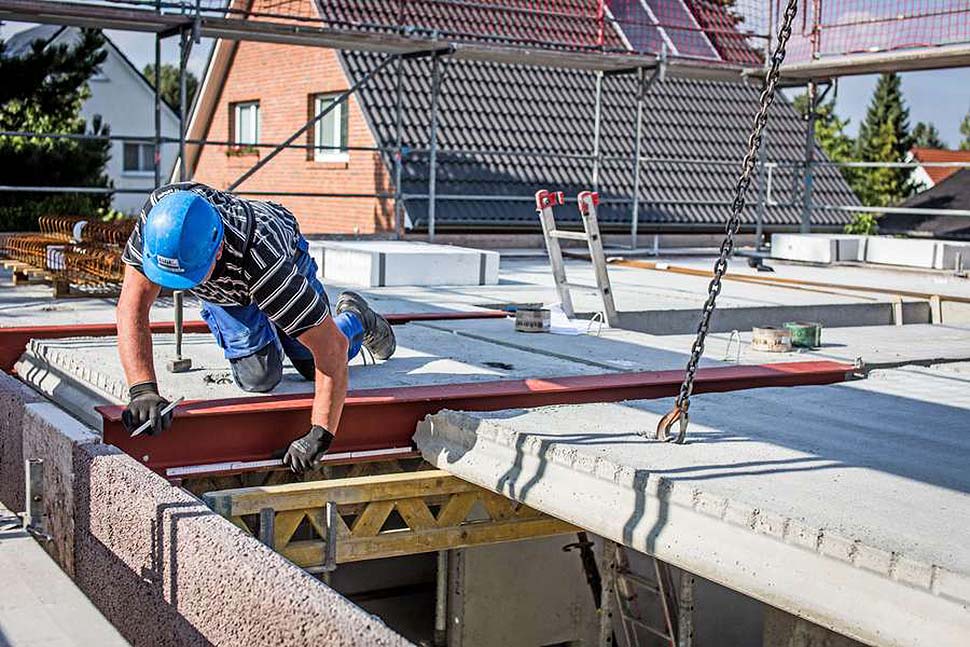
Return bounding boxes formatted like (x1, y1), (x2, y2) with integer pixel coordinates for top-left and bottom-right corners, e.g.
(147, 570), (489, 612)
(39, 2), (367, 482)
(193, 39), (394, 235)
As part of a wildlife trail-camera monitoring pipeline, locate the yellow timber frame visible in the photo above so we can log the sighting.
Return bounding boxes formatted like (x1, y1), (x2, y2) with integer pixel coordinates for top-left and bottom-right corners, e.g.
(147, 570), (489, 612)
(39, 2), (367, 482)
(203, 470), (577, 569)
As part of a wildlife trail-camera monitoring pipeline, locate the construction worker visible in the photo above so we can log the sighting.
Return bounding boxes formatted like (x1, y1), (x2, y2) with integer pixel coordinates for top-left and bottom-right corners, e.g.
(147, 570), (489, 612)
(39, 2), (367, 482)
(116, 182), (396, 472)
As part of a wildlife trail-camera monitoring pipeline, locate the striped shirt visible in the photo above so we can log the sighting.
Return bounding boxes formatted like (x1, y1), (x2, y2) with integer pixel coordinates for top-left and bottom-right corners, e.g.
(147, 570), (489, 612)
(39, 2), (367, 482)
(123, 183), (330, 337)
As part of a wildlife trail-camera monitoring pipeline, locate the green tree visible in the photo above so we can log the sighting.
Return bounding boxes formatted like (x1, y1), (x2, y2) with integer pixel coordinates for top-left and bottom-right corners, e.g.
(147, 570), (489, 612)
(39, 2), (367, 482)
(912, 121), (946, 149)
(142, 63), (198, 115)
(0, 29), (112, 231)
(853, 73), (914, 207)
(960, 108), (970, 151)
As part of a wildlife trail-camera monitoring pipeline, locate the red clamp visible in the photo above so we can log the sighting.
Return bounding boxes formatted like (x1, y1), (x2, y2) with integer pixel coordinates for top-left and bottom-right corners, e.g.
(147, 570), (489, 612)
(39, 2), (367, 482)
(535, 189), (565, 210)
(577, 191), (600, 215)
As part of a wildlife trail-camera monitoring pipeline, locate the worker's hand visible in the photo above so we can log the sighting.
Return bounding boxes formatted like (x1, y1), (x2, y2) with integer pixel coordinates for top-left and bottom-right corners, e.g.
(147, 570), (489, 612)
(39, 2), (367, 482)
(121, 381), (173, 436)
(283, 425), (334, 473)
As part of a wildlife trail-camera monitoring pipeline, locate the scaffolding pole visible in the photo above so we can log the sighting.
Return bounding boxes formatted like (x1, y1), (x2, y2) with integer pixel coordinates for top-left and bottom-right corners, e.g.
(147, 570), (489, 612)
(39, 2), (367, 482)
(153, 27), (162, 188)
(755, 128), (768, 250)
(630, 64), (664, 250)
(801, 80), (817, 234)
(178, 27), (193, 181)
(393, 53), (405, 239)
(591, 71), (604, 192)
(427, 52), (444, 242)
(631, 67), (645, 250)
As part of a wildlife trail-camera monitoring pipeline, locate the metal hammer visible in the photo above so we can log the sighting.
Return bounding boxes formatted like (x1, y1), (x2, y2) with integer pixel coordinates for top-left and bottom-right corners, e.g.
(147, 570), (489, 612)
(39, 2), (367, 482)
(167, 290), (192, 373)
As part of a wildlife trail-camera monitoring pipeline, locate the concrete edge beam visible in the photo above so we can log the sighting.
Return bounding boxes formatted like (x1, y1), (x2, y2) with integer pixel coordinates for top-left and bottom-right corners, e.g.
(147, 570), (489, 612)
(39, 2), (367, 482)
(415, 410), (970, 647)
(12, 389), (411, 646)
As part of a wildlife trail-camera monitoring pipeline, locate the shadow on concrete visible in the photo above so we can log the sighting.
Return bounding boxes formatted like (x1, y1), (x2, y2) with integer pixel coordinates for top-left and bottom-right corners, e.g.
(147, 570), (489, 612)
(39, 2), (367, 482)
(73, 445), (209, 646)
(433, 370), (970, 563)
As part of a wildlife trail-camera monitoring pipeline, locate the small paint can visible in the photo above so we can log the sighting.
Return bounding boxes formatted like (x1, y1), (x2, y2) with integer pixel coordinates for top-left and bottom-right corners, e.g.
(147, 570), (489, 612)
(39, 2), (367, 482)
(751, 326), (792, 353)
(784, 321), (822, 348)
(515, 307), (550, 333)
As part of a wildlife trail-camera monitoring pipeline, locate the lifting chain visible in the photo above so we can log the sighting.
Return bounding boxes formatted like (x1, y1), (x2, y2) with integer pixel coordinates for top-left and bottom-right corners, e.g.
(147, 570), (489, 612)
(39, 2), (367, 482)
(655, 0), (801, 444)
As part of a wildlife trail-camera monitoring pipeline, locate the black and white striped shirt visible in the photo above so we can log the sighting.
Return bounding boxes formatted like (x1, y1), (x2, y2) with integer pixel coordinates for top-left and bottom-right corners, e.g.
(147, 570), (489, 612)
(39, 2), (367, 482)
(123, 183), (330, 337)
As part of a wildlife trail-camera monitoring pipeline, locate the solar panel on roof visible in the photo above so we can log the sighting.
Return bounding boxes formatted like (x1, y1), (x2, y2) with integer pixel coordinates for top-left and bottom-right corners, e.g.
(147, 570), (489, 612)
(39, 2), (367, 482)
(609, 0), (720, 60)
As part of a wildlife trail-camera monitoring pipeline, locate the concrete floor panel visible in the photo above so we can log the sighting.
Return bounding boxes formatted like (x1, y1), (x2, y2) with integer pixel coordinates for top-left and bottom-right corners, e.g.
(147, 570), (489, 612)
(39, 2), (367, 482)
(416, 366), (970, 646)
(0, 505), (128, 647)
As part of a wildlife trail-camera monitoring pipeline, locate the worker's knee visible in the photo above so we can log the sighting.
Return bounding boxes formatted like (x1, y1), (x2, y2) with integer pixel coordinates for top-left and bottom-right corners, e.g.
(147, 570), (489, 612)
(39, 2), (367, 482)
(230, 342), (283, 393)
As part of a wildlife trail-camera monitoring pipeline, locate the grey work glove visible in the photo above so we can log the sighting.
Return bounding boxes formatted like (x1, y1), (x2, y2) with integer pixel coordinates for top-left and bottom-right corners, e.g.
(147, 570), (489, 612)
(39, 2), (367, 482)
(283, 425), (335, 473)
(121, 381), (173, 436)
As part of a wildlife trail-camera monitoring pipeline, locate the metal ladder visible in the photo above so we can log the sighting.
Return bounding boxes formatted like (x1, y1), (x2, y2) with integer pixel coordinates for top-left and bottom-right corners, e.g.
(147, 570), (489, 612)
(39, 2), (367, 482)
(599, 540), (693, 647)
(535, 189), (618, 327)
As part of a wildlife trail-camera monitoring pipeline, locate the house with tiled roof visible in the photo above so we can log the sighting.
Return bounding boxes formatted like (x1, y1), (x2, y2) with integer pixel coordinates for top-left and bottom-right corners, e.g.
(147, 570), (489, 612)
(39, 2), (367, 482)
(185, 0), (859, 236)
(908, 147), (970, 190)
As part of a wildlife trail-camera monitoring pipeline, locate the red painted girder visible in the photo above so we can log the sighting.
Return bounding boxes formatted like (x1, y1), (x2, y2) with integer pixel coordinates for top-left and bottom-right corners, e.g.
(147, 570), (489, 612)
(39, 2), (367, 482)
(98, 361), (856, 472)
(0, 310), (508, 373)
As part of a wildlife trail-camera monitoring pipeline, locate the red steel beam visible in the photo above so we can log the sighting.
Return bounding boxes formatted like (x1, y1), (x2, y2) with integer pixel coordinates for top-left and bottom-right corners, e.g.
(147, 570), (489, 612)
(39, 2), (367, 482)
(98, 361), (857, 472)
(0, 310), (508, 373)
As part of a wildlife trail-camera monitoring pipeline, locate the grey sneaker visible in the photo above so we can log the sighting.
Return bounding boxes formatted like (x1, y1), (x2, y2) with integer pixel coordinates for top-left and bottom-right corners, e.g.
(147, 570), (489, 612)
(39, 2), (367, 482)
(336, 291), (396, 360)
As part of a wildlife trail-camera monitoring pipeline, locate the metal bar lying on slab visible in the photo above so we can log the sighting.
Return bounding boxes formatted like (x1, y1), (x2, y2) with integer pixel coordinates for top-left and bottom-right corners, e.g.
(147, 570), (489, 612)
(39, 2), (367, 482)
(0, 310), (509, 373)
(98, 361), (857, 472)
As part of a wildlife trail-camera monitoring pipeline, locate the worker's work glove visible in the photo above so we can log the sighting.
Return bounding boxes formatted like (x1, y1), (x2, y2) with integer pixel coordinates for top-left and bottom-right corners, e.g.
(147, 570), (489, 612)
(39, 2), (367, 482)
(283, 425), (334, 473)
(121, 381), (173, 436)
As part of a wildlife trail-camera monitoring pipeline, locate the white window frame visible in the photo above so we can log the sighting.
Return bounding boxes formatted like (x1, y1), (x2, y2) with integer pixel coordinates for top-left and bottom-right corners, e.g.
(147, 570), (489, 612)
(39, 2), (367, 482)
(232, 101), (260, 147)
(121, 141), (155, 176)
(313, 94), (349, 163)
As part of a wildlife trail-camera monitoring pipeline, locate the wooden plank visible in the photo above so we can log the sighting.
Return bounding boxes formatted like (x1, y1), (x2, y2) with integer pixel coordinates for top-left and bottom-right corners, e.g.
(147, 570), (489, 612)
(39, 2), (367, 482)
(282, 517), (579, 565)
(480, 491), (516, 522)
(350, 500), (394, 538)
(306, 507), (351, 540)
(273, 510), (306, 549)
(228, 516), (252, 533)
(435, 491), (477, 527)
(395, 498), (437, 532)
(206, 470), (475, 516)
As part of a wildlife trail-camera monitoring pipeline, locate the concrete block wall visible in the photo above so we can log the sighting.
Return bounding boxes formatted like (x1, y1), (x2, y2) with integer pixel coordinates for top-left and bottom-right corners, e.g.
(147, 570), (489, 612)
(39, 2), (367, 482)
(5, 381), (410, 647)
(0, 371), (43, 513)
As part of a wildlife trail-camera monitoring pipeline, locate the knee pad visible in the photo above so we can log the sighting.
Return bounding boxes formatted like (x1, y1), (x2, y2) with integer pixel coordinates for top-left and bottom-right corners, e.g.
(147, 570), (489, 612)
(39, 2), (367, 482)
(230, 342), (283, 393)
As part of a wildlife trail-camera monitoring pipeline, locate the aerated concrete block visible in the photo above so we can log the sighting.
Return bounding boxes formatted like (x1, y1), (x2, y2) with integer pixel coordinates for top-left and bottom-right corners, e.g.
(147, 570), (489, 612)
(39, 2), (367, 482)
(939, 242), (970, 272)
(865, 237), (942, 269)
(770, 234), (868, 264)
(0, 371), (44, 513)
(72, 443), (409, 647)
(771, 233), (839, 264)
(21, 402), (99, 577)
(310, 241), (499, 287)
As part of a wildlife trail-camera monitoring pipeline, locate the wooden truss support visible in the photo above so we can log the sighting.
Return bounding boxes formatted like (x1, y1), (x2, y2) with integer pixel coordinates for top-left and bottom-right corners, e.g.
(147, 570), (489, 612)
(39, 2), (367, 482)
(203, 470), (578, 567)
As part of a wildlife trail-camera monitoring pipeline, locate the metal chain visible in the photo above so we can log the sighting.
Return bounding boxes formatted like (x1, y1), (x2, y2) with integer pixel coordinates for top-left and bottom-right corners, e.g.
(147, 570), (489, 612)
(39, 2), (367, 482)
(655, 0), (800, 444)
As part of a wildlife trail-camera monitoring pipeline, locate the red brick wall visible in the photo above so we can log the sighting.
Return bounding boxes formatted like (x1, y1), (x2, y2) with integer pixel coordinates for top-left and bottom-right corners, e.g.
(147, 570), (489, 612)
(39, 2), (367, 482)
(193, 40), (394, 235)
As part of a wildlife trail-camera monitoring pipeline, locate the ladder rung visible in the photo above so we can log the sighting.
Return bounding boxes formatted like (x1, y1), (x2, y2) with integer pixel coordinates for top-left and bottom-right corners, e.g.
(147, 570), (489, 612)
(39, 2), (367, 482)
(617, 569), (661, 594)
(550, 230), (588, 241)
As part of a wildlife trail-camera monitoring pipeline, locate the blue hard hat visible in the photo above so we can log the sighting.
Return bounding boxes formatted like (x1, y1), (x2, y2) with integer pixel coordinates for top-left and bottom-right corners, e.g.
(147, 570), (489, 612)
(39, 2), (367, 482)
(142, 191), (224, 290)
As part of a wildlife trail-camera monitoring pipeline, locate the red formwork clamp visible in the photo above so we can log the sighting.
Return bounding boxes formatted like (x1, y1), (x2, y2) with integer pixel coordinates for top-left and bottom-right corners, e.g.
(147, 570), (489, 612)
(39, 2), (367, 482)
(535, 189), (565, 211)
(577, 190), (600, 216)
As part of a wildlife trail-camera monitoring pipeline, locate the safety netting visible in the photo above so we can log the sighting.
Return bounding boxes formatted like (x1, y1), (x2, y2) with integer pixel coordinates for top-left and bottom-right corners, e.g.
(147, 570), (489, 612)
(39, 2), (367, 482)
(782, 0), (970, 64)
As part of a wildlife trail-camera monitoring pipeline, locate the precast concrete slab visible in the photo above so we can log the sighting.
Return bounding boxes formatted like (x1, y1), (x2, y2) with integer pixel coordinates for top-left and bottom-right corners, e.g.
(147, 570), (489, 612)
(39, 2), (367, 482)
(641, 323), (970, 370)
(416, 365), (970, 647)
(308, 241), (500, 287)
(14, 324), (606, 429)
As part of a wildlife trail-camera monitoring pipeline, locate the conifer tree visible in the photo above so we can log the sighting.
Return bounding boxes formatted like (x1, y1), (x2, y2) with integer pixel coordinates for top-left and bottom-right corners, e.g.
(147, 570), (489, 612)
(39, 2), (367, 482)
(853, 73), (913, 207)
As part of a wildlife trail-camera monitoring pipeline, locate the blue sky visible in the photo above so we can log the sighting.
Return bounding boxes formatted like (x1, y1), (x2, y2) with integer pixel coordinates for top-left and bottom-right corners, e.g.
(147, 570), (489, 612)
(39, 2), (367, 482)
(4, 21), (970, 147)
